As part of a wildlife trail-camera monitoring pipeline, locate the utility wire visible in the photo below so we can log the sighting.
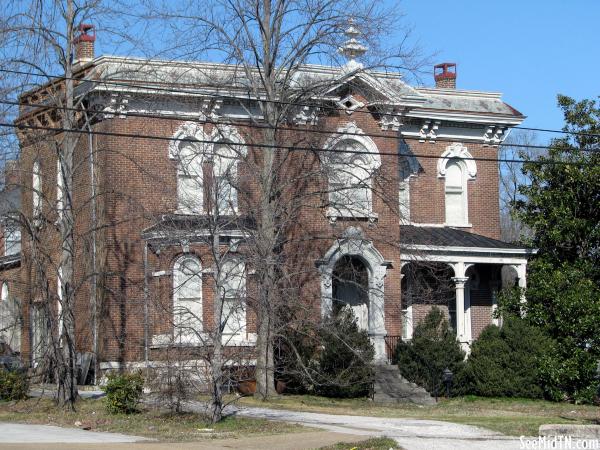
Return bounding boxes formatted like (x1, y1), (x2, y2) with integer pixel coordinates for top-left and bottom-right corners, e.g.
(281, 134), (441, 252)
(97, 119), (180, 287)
(0, 98), (563, 152)
(3, 66), (600, 140)
(1, 121), (596, 166)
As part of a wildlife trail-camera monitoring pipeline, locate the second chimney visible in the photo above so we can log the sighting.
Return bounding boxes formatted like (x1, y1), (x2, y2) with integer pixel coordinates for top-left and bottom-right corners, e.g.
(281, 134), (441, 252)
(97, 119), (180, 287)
(74, 23), (95, 65)
(434, 63), (456, 89)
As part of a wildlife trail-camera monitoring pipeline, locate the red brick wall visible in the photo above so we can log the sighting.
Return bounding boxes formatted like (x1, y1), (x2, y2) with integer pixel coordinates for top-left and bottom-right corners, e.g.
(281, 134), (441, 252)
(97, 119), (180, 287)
(14, 85), (504, 364)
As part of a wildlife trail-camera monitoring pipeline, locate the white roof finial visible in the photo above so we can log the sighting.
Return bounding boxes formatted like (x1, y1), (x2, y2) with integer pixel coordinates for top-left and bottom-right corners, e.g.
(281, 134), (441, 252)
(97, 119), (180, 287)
(339, 18), (367, 71)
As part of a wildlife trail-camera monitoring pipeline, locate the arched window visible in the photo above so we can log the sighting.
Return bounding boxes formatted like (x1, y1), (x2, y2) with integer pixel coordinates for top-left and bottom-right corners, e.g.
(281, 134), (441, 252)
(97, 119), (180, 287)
(444, 158), (468, 225)
(398, 156), (412, 224)
(177, 140), (204, 214)
(170, 123), (246, 216)
(219, 259), (247, 338)
(173, 255), (203, 344)
(32, 161), (41, 218)
(438, 143), (476, 227)
(212, 141), (239, 215)
(323, 124), (380, 220)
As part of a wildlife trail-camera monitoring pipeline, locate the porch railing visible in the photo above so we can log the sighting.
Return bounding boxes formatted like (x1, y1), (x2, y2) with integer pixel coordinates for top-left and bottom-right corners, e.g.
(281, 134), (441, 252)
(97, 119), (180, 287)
(384, 335), (402, 364)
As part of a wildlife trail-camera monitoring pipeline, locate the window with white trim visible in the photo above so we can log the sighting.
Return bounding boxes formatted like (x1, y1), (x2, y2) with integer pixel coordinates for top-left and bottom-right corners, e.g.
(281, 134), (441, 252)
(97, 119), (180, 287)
(398, 156), (411, 224)
(57, 266), (63, 340)
(219, 259), (247, 338)
(56, 158), (64, 220)
(327, 140), (376, 217)
(444, 158), (468, 225)
(4, 223), (20, 256)
(212, 141), (239, 215)
(32, 161), (41, 219)
(177, 141), (204, 214)
(173, 256), (203, 344)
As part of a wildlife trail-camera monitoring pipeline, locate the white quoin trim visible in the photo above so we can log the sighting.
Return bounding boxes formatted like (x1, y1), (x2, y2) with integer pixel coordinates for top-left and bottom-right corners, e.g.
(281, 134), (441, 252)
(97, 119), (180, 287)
(317, 226), (389, 364)
(437, 142), (477, 180)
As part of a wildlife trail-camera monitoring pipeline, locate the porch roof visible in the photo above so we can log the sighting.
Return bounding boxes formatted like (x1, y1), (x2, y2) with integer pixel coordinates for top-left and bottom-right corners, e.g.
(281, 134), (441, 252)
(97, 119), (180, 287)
(399, 225), (536, 260)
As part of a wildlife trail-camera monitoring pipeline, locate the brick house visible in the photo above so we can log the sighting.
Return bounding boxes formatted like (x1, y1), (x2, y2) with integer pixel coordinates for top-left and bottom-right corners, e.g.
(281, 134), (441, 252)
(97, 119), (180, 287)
(3, 26), (535, 378)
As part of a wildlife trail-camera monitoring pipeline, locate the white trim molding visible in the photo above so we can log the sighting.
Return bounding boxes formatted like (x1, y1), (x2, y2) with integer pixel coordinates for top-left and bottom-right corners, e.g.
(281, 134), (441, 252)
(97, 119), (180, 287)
(437, 142), (477, 180)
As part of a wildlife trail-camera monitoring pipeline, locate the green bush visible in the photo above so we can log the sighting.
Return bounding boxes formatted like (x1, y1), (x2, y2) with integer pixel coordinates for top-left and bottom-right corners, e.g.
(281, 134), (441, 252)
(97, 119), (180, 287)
(394, 307), (465, 396)
(103, 371), (144, 414)
(315, 308), (375, 398)
(279, 307), (374, 398)
(0, 369), (29, 401)
(460, 316), (555, 399)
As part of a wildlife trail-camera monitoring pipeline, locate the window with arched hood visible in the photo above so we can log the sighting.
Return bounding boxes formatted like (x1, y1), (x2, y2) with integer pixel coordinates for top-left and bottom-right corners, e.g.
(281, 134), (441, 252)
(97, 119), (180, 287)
(212, 141), (239, 215)
(444, 158), (468, 225)
(173, 255), (203, 344)
(438, 143), (476, 227)
(325, 134), (380, 218)
(176, 140), (204, 214)
(219, 258), (247, 338)
(170, 123), (246, 216)
(398, 156), (412, 224)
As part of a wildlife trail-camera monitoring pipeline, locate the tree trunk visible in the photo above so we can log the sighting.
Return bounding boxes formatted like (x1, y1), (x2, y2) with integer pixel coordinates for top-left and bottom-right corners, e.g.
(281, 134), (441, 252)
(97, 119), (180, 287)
(56, 0), (78, 409)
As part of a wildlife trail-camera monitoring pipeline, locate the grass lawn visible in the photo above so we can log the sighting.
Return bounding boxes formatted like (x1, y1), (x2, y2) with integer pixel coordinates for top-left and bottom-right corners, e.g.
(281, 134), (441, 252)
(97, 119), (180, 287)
(0, 397), (304, 442)
(234, 394), (600, 437)
(319, 437), (400, 449)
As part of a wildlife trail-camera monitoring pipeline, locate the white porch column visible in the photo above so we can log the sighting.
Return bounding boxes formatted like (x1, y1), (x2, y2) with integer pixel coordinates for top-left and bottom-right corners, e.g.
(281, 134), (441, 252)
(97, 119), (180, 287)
(452, 261), (470, 352)
(369, 265), (388, 364)
(515, 263), (528, 316)
(490, 279), (501, 326)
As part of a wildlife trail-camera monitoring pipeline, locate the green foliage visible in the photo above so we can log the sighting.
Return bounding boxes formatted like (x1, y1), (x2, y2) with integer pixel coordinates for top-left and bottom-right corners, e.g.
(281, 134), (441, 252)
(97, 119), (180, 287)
(103, 372), (144, 414)
(0, 369), (29, 401)
(461, 317), (555, 399)
(394, 307), (465, 395)
(511, 95), (600, 403)
(279, 307), (374, 398)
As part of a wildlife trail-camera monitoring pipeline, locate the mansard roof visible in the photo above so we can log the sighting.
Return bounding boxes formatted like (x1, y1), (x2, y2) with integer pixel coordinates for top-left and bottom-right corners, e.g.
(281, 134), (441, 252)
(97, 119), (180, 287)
(71, 56), (523, 125)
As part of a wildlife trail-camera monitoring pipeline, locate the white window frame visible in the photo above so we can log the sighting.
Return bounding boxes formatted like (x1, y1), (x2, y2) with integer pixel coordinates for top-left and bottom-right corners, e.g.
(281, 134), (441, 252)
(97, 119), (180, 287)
(4, 222), (20, 256)
(438, 143), (476, 228)
(219, 258), (247, 342)
(32, 160), (42, 219)
(169, 123), (247, 216)
(323, 123), (381, 221)
(56, 158), (64, 220)
(444, 159), (469, 226)
(172, 255), (203, 345)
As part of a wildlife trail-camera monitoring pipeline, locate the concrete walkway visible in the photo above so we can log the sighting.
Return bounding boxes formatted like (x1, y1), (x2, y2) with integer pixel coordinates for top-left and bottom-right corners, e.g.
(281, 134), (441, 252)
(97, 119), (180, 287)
(0, 429), (362, 449)
(0, 423), (150, 444)
(218, 404), (526, 450)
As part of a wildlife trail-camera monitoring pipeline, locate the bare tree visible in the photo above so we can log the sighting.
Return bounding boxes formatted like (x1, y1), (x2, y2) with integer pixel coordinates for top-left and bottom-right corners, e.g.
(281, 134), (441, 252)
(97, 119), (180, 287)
(143, 0), (429, 400)
(499, 130), (538, 242)
(2, 0), (139, 409)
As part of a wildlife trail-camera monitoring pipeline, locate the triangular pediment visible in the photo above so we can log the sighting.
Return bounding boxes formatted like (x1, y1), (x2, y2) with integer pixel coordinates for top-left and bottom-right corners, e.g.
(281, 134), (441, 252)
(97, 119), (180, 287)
(323, 70), (426, 109)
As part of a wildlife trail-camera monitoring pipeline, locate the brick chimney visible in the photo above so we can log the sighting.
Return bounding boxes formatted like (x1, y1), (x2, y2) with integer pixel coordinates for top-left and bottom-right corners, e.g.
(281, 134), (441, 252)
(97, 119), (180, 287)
(73, 23), (95, 65)
(434, 63), (456, 89)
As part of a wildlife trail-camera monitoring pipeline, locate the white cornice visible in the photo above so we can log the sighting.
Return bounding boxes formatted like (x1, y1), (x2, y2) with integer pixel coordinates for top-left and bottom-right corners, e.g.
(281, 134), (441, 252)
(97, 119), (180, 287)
(400, 243), (537, 256)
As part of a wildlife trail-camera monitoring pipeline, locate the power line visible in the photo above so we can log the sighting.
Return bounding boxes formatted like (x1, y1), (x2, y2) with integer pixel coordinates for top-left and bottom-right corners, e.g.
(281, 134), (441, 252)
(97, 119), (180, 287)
(3, 66), (600, 140)
(1, 121), (596, 166)
(0, 98), (560, 152)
